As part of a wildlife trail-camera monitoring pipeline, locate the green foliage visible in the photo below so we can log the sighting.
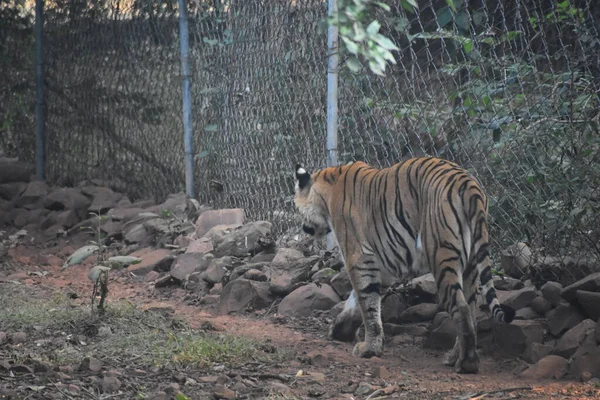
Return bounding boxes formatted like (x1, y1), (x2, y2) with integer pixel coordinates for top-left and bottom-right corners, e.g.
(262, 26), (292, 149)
(406, 1), (600, 257)
(329, 0), (408, 76)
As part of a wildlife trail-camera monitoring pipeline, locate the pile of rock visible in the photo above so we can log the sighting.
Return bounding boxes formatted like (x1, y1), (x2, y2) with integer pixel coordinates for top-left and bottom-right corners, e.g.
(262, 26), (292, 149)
(2, 157), (600, 382)
(0, 157), (203, 246)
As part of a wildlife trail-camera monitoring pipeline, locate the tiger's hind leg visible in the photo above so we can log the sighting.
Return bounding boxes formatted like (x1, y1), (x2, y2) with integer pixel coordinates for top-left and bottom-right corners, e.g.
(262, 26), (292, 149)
(437, 268), (479, 374)
(329, 290), (363, 342)
(347, 257), (384, 358)
(444, 257), (482, 370)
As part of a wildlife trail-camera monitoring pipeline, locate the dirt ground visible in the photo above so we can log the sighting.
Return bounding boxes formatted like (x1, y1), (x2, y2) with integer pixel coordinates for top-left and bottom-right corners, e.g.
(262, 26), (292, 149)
(1, 237), (600, 400)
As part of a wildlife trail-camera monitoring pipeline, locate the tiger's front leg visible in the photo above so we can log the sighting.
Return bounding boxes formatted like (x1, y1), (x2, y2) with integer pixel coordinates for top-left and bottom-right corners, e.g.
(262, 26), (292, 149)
(348, 257), (384, 358)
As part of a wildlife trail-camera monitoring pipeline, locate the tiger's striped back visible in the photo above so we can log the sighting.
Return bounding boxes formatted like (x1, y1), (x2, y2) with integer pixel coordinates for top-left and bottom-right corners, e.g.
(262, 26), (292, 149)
(294, 157), (515, 373)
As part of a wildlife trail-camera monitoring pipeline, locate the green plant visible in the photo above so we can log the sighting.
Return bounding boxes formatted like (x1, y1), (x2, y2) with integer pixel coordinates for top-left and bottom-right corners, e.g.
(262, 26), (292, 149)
(328, 0), (416, 76)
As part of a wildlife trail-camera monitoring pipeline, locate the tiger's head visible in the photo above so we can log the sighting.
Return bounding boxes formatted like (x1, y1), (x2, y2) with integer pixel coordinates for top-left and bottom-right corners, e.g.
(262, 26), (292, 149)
(294, 164), (332, 239)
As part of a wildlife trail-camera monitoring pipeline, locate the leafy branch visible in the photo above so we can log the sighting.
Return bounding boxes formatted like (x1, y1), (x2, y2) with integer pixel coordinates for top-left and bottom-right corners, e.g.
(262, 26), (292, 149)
(329, 0), (417, 76)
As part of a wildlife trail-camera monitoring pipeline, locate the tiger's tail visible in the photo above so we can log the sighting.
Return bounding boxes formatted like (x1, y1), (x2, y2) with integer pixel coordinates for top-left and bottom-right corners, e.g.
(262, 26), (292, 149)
(468, 206), (515, 324)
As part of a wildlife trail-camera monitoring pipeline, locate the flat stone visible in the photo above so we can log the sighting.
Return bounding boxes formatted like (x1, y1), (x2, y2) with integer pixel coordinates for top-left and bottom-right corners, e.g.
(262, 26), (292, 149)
(519, 355), (568, 380)
(575, 291), (600, 321)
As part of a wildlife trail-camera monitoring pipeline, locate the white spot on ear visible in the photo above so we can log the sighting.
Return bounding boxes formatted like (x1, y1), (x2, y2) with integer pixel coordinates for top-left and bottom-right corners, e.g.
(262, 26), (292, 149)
(416, 234), (422, 250)
(344, 290), (357, 311)
(297, 167), (307, 175)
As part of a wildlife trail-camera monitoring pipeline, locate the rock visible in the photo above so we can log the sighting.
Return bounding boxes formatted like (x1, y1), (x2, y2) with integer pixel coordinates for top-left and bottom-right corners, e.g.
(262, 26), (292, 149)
(529, 256), (600, 288)
(494, 320), (544, 357)
(519, 355), (568, 380)
(88, 187), (123, 214)
(230, 262), (268, 281)
(330, 269), (353, 300)
(383, 323), (428, 337)
(200, 295), (220, 305)
(101, 376), (121, 393)
(43, 188), (91, 218)
(561, 273), (600, 303)
(250, 250), (276, 263)
(128, 248), (174, 275)
(424, 312), (457, 350)
(541, 281), (564, 306)
(596, 320), (600, 343)
(0, 332), (6, 344)
(311, 268), (337, 284)
(269, 256), (318, 295)
(267, 382), (292, 396)
(244, 269), (267, 282)
(124, 223), (150, 244)
(546, 304), (586, 337)
(271, 248), (304, 266)
(354, 382), (375, 396)
(219, 279), (272, 314)
(107, 207), (145, 222)
(79, 357), (103, 372)
(278, 283), (341, 318)
(308, 352), (329, 367)
(570, 346), (600, 381)
(373, 366), (390, 379)
(145, 271), (160, 282)
(381, 293), (407, 323)
(530, 296), (552, 315)
(18, 181), (49, 205)
(493, 276), (524, 291)
(51, 209), (79, 229)
(502, 287), (537, 311)
(524, 343), (554, 364)
(515, 307), (541, 320)
(0, 160), (34, 183)
(170, 253), (211, 282)
(213, 384), (236, 400)
(0, 182), (27, 200)
(11, 331), (26, 344)
(186, 238), (214, 254)
(0, 198), (13, 212)
(575, 291), (600, 321)
(14, 208), (49, 228)
(397, 303), (439, 323)
(571, 328), (598, 360)
(408, 273), (437, 302)
(154, 275), (174, 288)
(195, 208), (244, 239)
(210, 283), (223, 295)
(213, 221), (273, 258)
(553, 319), (596, 358)
(500, 242), (532, 278)
(201, 260), (228, 285)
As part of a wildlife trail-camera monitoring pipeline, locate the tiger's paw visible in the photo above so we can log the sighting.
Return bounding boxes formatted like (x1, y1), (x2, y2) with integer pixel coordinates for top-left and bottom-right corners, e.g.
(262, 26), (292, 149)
(454, 350), (480, 374)
(443, 347), (459, 367)
(352, 341), (383, 358)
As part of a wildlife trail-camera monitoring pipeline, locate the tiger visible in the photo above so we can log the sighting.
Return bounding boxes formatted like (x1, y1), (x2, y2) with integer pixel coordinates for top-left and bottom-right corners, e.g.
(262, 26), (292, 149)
(293, 157), (515, 374)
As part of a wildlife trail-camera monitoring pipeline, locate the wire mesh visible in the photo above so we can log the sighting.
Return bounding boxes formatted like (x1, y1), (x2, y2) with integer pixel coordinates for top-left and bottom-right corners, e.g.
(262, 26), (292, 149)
(1, 0), (599, 283)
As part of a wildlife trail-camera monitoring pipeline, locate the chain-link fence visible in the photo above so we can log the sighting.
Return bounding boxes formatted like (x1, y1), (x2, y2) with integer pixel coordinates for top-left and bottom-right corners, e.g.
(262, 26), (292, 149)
(2, 0), (599, 283)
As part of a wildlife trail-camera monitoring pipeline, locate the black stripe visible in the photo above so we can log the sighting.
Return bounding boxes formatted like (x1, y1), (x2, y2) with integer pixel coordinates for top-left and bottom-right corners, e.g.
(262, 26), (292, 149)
(363, 283), (382, 294)
(480, 266), (492, 286)
(485, 287), (497, 305)
(437, 266), (458, 289)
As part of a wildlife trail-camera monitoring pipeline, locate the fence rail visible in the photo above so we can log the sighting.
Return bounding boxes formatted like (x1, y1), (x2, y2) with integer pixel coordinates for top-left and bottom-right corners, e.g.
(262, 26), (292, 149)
(1, 0), (599, 275)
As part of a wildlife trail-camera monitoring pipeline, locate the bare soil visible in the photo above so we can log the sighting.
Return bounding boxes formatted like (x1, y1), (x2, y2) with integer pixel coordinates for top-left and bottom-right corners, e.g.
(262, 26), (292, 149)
(1, 237), (599, 400)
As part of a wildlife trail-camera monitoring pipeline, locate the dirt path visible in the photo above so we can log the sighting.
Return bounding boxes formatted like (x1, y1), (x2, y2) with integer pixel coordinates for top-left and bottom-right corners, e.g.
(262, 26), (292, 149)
(3, 241), (600, 399)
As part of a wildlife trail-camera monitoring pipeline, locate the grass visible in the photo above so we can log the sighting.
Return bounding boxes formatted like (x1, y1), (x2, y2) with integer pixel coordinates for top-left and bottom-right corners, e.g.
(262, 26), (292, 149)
(0, 283), (283, 369)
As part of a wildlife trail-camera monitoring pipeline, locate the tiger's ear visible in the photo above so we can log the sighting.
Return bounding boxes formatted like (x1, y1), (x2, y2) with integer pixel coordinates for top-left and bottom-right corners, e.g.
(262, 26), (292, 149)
(295, 164), (311, 189)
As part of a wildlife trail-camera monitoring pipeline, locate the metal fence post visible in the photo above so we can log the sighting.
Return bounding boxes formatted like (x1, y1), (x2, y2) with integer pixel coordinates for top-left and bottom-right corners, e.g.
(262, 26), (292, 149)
(326, 0), (339, 250)
(35, 0), (46, 180)
(178, 0), (194, 198)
